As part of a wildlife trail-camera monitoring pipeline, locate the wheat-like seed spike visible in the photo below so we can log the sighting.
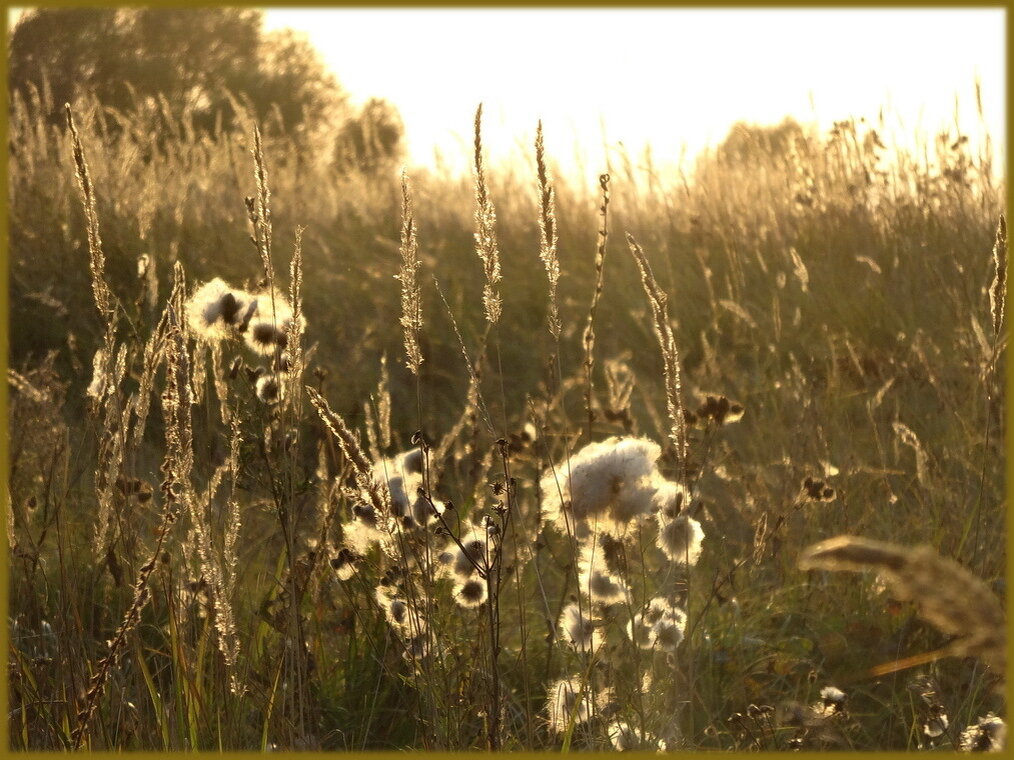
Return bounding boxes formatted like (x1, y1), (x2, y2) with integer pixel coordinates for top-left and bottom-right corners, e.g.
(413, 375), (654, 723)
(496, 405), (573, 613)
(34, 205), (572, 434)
(473, 103), (502, 325)
(252, 124), (274, 286)
(799, 535), (909, 573)
(306, 386), (391, 514)
(800, 535), (1005, 675)
(536, 121), (561, 339)
(399, 170), (424, 373)
(65, 104), (114, 321)
(582, 173), (611, 438)
(285, 225), (306, 414)
(989, 213), (1006, 338)
(625, 233), (689, 477)
(167, 267), (242, 683)
(72, 272), (192, 749)
(377, 353), (391, 451)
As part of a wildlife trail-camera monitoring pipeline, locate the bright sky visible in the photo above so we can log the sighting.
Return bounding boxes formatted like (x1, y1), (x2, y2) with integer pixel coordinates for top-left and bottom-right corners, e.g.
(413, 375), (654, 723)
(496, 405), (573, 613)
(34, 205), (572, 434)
(263, 7), (1006, 182)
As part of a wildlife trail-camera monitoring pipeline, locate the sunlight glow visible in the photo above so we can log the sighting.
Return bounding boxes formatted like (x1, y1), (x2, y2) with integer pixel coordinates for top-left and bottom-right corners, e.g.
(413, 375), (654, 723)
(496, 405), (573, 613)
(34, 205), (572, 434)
(263, 7), (1005, 182)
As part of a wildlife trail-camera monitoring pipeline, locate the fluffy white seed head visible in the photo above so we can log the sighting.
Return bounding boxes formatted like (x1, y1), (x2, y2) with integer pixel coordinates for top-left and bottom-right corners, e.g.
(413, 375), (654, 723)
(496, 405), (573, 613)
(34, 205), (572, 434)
(541, 437), (662, 535)
(813, 685), (847, 718)
(446, 527), (489, 579)
(577, 540), (628, 604)
(627, 597), (687, 651)
(186, 278), (238, 341)
(608, 721), (662, 752)
(255, 373), (283, 404)
(560, 602), (600, 651)
(652, 478), (689, 518)
(243, 295), (302, 355)
(656, 513), (704, 565)
(546, 677), (593, 734)
(924, 714), (949, 738)
(343, 503), (385, 555)
(375, 588), (409, 628)
(454, 578), (487, 608)
(372, 450), (440, 530)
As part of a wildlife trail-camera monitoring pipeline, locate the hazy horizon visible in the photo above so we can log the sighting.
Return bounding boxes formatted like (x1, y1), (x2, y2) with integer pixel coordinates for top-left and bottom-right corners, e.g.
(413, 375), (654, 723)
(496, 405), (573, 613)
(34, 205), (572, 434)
(264, 7), (1006, 183)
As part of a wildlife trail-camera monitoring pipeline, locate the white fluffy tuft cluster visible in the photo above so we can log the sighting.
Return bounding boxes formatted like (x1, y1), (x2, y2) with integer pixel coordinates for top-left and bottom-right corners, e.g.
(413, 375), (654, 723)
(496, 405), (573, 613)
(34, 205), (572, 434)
(627, 597), (687, 652)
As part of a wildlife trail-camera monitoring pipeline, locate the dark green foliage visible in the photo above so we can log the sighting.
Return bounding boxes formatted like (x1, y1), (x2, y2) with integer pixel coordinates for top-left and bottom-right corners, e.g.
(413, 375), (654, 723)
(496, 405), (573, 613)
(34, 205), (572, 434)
(9, 8), (347, 142)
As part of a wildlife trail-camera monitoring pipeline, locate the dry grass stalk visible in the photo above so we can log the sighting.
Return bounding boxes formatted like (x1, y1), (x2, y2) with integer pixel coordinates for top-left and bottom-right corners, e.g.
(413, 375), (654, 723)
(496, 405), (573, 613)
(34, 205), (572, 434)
(473, 103), (502, 325)
(128, 306), (170, 443)
(364, 355), (391, 461)
(7, 368), (48, 404)
(398, 170), (424, 373)
(171, 264), (243, 689)
(285, 225), (306, 416)
(989, 213), (1006, 338)
(65, 104), (114, 321)
(377, 354), (392, 450)
(582, 173), (611, 438)
(251, 124), (274, 286)
(625, 233), (689, 477)
(434, 276), (495, 433)
(306, 386), (391, 514)
(432, 372), (480, 483)
(223, 416), (243, 600)
(799, 535), (1005, 675)
(536, 121), (561, 339)
(71, 275), (192, 750)
(66, 103), (131, 559)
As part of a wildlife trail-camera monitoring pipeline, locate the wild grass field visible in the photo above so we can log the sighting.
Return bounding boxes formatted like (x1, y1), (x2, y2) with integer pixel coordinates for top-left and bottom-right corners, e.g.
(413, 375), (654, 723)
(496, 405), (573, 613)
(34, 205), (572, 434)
(5, 88), (1007, 751)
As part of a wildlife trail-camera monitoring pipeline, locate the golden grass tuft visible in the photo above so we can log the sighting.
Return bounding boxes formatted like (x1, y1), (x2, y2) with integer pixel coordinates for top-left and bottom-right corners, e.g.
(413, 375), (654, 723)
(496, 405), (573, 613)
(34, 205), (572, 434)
(799, 535), (1006, 677)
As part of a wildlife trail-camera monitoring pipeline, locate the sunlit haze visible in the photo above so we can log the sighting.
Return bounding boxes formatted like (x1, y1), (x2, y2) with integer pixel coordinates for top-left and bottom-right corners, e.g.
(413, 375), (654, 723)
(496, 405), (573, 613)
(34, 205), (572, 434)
(263, 7), (1005, 182)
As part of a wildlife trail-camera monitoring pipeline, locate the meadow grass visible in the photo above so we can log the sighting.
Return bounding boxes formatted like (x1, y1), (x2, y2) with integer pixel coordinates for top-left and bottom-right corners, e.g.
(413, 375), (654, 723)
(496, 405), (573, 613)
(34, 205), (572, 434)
(6, 90), (1006, 751)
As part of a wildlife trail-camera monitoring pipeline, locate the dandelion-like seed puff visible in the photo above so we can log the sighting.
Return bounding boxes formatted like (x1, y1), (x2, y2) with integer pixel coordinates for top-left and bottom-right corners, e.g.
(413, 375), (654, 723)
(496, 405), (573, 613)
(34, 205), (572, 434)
(546, 676), (593, 734)
(540, 437), (661, 536)
(185, 278), (256, 341)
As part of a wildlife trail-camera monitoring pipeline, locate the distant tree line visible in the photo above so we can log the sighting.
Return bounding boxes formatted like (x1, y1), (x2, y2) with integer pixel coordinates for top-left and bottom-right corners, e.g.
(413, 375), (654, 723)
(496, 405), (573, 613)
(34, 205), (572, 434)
(8, 7), (403, 172)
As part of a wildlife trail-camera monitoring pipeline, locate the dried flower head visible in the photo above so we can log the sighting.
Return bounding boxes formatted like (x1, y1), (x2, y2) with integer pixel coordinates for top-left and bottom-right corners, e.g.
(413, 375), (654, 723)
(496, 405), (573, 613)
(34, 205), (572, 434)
(541, 437), (662, 535)
(959, 714), (1006, 752)
(627, 597), (687, 651)
(244, 296), (303, 355)
(185, 279), (252, 341)
(255, 373), (283, 404)
(694, 394), (745, 426)
(453, 578), (487, 608)
(802, 476), (836, 502)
